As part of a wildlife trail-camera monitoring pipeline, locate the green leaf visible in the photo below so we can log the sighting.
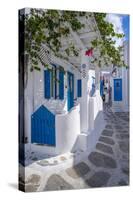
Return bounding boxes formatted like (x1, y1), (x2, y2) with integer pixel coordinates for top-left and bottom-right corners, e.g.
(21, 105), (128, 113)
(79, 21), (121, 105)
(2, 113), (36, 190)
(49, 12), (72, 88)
(34, 66), (41, 71)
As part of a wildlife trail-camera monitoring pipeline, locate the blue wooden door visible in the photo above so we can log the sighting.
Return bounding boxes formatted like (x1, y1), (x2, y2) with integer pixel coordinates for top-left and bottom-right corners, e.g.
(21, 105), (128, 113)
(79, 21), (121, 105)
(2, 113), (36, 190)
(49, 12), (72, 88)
(31, 105), (55, 146)
(114, 79), (122, 101)
(67, 72), (74, 111)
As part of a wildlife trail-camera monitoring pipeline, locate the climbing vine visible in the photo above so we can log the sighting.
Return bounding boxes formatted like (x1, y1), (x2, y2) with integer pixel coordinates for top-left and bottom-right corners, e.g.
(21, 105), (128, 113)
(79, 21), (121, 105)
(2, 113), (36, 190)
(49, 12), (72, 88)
(21, 9), (125, 71)
(92, 13), (125, 67)
(24, 9), (86, 71)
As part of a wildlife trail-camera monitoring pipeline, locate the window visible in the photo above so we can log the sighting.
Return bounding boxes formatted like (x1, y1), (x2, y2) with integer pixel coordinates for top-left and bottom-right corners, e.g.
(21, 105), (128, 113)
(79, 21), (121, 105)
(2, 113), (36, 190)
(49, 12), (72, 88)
(44, 64), (64, 100)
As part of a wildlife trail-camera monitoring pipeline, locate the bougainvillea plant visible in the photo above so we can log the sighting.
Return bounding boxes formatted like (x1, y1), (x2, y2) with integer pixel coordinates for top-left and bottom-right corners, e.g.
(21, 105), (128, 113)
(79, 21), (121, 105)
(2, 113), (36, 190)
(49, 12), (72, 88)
(20, 9), (125, 72)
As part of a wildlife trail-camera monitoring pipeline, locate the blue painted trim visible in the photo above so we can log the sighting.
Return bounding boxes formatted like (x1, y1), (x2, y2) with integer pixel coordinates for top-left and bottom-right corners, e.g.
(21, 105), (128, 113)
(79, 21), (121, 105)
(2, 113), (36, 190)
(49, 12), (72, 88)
(44, 63), (58, 99)
(59, 69), (64, 100)
(44, 70), (51, 99)
(67, 72), (74, 111)
(51, 63), (57, 99)
(77, 79), (82, 97)
(54, 67), (57, 99)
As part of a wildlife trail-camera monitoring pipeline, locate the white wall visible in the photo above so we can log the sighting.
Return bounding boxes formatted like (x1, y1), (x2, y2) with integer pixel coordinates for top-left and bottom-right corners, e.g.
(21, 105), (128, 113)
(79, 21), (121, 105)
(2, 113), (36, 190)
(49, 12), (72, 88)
(122, 67), (129, 111)
(56, 104), (80, 154)
(89, 89), (103, 130)
(24, 53), (104, 155)
(123, 41), (129, 111)
(80, 48), (96, 133)
(24, 60), (34, 143)
(24, 55), (81, 146)
(77, 89), (104, 151)
(111, 69), (129, 112)
(88, 69), (95, 96)
(32, 62), (67, 114)
(124, 40), (129, 66)
(31, 59), (81, 114)
(27, 104), (80, 156)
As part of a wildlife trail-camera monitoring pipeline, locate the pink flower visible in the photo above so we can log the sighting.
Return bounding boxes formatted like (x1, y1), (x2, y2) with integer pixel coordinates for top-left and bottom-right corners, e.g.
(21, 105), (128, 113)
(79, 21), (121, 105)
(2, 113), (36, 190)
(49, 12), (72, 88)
(85, 48), (93, 56)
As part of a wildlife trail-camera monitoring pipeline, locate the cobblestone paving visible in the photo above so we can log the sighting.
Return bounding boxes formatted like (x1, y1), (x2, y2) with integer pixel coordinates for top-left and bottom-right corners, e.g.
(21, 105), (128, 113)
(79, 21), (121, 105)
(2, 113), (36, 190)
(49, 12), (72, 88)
(45, 175), (73, 191)
(24, 104), (129, 192)
(66, 162), (91, 179)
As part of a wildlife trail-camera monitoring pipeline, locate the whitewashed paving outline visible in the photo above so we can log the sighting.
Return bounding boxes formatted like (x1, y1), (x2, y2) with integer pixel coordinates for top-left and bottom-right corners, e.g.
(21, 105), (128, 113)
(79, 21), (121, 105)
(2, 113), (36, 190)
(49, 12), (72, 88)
(19, 104), (129, 192)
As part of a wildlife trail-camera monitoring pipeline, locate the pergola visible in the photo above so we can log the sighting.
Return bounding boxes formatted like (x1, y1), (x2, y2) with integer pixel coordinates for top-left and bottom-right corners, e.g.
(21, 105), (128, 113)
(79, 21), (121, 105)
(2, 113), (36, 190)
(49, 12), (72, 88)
(39, 13), (112, 73)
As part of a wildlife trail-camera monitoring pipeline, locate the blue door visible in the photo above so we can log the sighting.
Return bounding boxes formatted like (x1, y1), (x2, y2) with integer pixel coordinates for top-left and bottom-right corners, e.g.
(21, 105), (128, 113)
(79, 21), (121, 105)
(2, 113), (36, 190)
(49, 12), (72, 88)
(67, 72), (74, 111)
(114, 79), (122, 101)
(31, 105), (56, 146)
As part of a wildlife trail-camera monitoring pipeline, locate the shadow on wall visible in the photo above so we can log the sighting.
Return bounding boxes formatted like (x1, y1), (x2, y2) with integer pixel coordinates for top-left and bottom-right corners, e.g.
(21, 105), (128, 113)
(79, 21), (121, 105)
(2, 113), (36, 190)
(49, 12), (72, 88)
(89, 83), (96, 97)
(71, 110), (105, 154)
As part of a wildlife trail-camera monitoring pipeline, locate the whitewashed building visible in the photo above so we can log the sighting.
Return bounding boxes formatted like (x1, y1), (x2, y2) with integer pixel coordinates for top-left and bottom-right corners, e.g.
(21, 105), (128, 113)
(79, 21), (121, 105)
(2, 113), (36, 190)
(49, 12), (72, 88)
(111, 40), (129, 112)
(20, 10), (105, 156)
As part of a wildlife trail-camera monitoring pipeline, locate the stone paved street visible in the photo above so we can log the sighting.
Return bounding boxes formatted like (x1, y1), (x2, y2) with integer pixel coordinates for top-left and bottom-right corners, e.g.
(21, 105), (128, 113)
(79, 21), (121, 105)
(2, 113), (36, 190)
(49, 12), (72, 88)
(21, 105), (129, 192)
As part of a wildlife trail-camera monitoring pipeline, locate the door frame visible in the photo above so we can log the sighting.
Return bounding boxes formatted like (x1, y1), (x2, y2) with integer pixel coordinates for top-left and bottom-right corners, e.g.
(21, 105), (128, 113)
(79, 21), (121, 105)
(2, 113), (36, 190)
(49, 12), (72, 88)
(114, 78), (122, 101)
(67, 71), (74, 111)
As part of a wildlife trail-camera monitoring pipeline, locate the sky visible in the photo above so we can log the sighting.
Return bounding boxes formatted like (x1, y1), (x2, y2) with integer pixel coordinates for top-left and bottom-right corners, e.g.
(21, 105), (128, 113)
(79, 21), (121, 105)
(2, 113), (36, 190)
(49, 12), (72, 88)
(122, 15), (129, 41)
(106, 13), (129, 47)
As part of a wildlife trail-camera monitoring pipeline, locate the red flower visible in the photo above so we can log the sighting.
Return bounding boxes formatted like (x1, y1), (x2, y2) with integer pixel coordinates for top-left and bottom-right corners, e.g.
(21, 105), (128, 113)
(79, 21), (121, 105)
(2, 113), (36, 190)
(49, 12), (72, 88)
(85, 48), (93, 56)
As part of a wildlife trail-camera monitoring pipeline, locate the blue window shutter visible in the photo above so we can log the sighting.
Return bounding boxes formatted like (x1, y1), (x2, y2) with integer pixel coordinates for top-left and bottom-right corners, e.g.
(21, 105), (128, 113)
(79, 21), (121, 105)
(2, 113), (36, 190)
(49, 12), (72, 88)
(77, 79), (82, 97)
(59, 70), (64, 100)
(44, 70), (51, 99)
(51, 63), (57, 99)
(54, 66), (57, 99)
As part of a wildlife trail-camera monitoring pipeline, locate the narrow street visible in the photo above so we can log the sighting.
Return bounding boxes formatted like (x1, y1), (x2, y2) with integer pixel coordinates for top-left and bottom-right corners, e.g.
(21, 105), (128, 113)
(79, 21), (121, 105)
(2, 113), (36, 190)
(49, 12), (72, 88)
(21, 104), (129, 192)
(18, 9), (130, 193)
